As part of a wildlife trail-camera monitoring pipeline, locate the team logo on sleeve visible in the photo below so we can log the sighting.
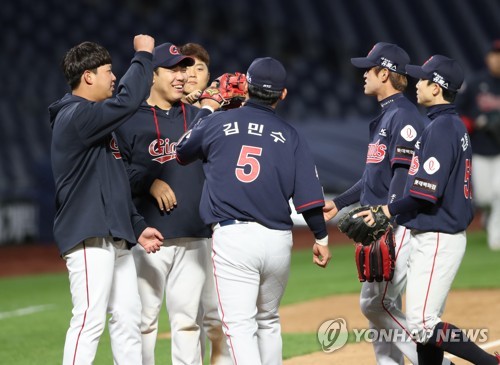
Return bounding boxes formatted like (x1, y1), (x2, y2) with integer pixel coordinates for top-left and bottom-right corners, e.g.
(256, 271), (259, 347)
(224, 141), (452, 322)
(110, 137), (122, 159)
(400, 125), (417, 142)
(408, 156), (419, 175)
(423, 157), (440, 175)
(366, 139), (387, 163)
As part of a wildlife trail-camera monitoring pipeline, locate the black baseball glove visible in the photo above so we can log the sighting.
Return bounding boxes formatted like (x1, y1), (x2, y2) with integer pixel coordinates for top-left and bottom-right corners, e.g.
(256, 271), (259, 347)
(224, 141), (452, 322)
(338, 205), (391, 246)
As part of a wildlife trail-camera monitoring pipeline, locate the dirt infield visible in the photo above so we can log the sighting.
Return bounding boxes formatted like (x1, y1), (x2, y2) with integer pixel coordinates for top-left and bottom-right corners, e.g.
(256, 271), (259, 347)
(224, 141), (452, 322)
(280, 288), (500, 364)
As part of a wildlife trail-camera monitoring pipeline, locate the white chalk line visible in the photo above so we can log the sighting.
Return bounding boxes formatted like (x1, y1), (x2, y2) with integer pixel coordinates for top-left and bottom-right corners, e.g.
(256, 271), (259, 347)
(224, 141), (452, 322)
(0, 304), (55, 320)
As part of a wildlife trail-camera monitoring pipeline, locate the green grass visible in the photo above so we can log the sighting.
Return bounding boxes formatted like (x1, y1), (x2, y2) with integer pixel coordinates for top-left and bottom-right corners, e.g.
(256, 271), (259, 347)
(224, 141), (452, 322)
(0, 230), (498, 364)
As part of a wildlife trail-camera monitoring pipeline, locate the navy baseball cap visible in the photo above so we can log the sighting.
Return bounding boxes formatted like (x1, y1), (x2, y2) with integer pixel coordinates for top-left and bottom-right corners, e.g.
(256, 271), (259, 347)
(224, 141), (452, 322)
(405, 55), (464, 92)
(246, 57), (286, 91)
(351, 42), (410, 75)
(152, 43), (194, 69)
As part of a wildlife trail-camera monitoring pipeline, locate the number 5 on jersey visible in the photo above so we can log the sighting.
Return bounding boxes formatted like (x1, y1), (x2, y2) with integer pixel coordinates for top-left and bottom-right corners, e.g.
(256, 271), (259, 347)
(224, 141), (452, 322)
(236, 145), (262, 183)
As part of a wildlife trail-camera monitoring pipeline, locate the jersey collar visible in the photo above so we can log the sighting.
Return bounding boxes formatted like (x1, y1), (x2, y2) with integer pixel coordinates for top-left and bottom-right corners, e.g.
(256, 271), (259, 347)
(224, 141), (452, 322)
(379, 93), (404, 111)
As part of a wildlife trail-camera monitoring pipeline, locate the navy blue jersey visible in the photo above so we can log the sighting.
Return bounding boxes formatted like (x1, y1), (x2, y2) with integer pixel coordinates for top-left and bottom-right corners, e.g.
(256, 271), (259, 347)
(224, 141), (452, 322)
(396, 104), (474, 233)
(360, 93), (428, 206)
(48, 51), (153, 255)
(114, 102), (211, 239)
(176, 100), (325, 230)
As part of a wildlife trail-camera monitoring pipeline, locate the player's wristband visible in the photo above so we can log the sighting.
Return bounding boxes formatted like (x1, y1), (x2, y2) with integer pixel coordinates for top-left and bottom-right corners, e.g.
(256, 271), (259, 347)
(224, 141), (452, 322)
(315, 235), (328, 246)
(202, 105), (215, 113)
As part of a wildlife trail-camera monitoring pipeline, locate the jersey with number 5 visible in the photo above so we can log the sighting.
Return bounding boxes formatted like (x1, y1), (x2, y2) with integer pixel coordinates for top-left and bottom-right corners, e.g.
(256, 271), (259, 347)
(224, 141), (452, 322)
(176, 100), (325, 230)
(396, 104), (474, 233)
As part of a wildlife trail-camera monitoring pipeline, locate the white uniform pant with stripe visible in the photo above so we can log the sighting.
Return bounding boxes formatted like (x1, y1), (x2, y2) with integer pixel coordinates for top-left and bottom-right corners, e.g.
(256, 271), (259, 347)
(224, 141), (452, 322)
(406, 230), (466, 343)
(63, 237), (142, 365)
(212, 222), (292, 365)
(133, 237), (206, 365)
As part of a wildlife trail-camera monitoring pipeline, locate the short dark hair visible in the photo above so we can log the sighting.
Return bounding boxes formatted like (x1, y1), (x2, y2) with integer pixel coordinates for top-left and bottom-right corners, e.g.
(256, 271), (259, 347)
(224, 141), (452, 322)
(62, 41), (112, 90)
(248, 84), (282, 105)
(373, 66), (408, 92)
(178, 43), (210, 67)
(425, 80), (457, 102)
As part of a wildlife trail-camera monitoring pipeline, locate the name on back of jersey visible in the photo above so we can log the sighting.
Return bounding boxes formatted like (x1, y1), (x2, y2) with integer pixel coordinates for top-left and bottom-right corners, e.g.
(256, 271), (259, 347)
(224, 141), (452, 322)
(223, 122), (286, 143)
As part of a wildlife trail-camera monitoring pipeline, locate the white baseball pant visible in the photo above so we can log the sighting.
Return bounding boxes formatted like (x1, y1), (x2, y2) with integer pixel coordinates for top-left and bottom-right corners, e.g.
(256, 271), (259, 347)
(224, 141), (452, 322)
(212, 222), (292, 365)
(133, 237), (206, 365)
(360, 225), (454, 365)
(63, 237), (142, 365)
(197, 239), (233, 364)
(405, 230), (466, 343)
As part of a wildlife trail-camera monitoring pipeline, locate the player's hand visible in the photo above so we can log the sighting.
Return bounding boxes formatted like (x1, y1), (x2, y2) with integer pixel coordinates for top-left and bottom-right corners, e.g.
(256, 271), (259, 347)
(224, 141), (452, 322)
(313, 243), (331, 268)
(323, 200), (339, 221)
(355, 205), (391, 226)
(134, 34), (155, 53)
(150, 179), (177, 212)
(138, 227), (163, 254)
(185, 90), (202, 104)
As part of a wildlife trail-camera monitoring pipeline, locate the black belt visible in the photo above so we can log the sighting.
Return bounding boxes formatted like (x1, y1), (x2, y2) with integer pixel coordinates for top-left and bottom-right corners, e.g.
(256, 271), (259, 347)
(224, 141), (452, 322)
(218, 219), (253, 227)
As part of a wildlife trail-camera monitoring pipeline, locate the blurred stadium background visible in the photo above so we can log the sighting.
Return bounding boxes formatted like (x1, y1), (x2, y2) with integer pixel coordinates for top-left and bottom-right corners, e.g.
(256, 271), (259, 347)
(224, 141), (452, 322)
(0, 0), (499, 245)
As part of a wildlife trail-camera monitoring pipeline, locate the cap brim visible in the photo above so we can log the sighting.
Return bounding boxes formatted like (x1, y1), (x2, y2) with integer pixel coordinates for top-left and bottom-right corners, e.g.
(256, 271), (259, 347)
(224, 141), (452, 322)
(350, 57), (377, 69)
(169, 55), (195, 67)
(155, 55), (195, 69)
(405, 65), (429, 80)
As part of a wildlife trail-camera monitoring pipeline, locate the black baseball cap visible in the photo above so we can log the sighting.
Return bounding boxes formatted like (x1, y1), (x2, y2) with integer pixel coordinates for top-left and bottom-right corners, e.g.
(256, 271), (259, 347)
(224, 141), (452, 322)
(351, 42), (410, 75)
(405, 55), (464, 92)
(152, 43), (194, 69)
(246, 57), (286, 91)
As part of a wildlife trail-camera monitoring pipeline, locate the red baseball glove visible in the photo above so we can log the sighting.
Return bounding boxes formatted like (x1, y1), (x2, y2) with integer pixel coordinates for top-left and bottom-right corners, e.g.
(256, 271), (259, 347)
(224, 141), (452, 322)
(354, 226), (396, 282)
(199, 72), (248, 109)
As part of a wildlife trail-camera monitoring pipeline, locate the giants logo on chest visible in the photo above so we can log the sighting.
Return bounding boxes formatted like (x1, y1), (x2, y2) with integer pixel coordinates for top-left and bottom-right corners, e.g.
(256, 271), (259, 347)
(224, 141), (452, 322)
(150, 138), (177, 164)
(366, 139), (387, 164)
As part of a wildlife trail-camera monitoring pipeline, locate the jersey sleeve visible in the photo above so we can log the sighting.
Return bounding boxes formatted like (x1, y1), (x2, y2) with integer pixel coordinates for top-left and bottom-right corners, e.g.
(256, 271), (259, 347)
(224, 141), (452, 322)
(407, 122), (454, 203)
(388, 109), (421, 167)
(291, 134), (325, 213)
(176, 116), (210, 165)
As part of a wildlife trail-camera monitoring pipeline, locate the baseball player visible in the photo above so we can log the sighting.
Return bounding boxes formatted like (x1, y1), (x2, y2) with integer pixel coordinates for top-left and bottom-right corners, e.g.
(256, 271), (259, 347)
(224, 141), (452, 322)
(49, 35), (163, 365)
(114, 42), (230, 365)
(456, 39), (500, 251)
(176, 57), (331, 365)
(364, 55), (500, 364)
(323, 42), (439, 365)
(178, 42), (233, 364)
(180, 43), (211, 108)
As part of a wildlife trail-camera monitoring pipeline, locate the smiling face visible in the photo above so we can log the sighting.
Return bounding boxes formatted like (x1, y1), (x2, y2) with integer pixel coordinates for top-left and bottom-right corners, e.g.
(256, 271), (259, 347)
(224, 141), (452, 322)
(184, 56), (210, 95)
(149, 65), (188, 108)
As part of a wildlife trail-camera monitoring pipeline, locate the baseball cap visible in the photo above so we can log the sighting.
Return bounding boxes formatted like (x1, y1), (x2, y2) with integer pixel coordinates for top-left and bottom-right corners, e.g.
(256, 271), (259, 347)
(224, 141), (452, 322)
(152, 42), (194, 69)
(351, 42), (410, 74)
(405, 55), (464, 92)
(246, 57), (286, 91)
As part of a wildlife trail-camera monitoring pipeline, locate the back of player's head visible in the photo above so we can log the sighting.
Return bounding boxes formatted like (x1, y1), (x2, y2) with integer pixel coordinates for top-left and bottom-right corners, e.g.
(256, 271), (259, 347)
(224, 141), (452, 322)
(246, 57), (286, 105)
(351, 42), (410, 75)
(62, 41), (112, 90)
(179, 43), (210, 67)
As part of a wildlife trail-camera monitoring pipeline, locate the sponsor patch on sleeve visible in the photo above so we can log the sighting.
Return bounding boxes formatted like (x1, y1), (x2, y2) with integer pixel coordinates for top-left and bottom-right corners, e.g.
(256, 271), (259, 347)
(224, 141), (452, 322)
(396, 145), (414, 157)
(412, 177), (438, 193)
